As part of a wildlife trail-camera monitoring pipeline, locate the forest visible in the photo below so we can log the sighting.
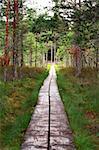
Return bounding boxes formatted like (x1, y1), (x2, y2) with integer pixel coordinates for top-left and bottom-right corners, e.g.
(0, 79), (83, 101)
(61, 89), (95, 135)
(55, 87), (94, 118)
(0, 0), (99, 150)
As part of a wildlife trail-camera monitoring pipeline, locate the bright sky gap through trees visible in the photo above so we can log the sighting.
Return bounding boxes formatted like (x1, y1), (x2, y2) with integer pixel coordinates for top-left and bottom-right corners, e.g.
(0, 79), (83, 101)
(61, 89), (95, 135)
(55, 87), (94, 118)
(25, 0), (54, 15)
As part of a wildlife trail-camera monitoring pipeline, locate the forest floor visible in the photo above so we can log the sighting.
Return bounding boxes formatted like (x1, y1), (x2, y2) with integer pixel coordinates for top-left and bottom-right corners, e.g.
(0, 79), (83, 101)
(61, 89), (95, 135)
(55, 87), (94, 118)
(57, 67), (99, 150)
(0, 67), (48, 150)
(0, 65), (99, 150)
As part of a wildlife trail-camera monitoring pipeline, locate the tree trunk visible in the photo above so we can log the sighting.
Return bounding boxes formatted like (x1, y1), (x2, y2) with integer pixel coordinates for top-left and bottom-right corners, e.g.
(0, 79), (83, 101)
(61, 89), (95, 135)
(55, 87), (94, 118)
(12, 0), (19, 79)
(29, 48), (32, 67)
(45, 53), (47, 63)
(76, 48), (82, 77)
(96, 48), (99, 72)
(20, 31), (24, 67)
(35, 39), (37, 67)
(51, 42), (53, 63)
(54, 41), (56, 63)
(4, 0), (10, 82)
(42, 52), (45, 66)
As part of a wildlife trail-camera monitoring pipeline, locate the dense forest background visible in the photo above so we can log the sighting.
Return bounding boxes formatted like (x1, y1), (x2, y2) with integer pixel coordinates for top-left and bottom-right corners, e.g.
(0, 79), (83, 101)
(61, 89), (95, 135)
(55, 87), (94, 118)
(0, 0), (98, 81)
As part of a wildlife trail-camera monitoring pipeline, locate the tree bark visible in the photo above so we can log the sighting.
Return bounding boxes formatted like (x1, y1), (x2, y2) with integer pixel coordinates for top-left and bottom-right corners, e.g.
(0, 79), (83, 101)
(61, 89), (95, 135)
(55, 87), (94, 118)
(4, 0), (10, 82)
(29, 48), (32, 67)
(76, 48), (82, 77)
(20, 31), (24, 67)
(35, 39), (37, 67)
(54, 41), (56, 63)
(12, 0), (19, 79)
(96, 48), (99, 72)
(51, 42), (53, 63)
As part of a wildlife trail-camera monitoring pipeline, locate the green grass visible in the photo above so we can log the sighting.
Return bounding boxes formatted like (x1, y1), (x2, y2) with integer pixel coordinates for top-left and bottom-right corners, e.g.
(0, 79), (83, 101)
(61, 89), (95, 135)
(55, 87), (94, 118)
(57, 67), (99, 150)
(0, 67), (48, 150)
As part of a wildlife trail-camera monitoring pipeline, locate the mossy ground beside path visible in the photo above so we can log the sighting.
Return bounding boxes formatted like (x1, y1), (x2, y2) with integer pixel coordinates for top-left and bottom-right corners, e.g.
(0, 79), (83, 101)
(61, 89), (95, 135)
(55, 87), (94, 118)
(57, 67), (99, 150)
(0, 67), (48, 150)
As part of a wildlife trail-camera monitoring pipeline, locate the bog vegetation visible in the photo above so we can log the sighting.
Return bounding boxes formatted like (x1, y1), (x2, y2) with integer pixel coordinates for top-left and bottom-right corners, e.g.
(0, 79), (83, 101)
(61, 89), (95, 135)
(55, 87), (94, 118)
(57, 67), (99, 150)
(0, 0), (99, 149)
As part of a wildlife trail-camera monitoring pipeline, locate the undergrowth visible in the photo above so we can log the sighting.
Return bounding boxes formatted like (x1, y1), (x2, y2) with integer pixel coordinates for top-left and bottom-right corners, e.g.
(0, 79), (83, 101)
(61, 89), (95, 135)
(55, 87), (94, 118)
(0, 67), (48, 150)
(57, 67), (99, 150)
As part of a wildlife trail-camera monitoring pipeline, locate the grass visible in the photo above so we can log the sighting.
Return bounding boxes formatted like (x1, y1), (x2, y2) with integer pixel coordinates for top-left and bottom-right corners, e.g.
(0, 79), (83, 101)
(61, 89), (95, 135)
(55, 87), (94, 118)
(0, 67), (48, 150)
(57, 67), (99, 150)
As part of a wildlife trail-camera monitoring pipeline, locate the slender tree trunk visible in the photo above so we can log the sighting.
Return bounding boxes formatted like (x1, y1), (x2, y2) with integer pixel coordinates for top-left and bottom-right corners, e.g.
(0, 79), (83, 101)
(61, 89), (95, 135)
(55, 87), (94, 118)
(29, 48), (32, 67)
(4, 0), (10, 82)
(70, 55), (72, 67)
(45, 53), (47, 63)
(76, 48), (82, 77)
(42, 52), (45, 66)
(19, 0), (24, 67)
(96, 48), (99, 72)
(13, 0), (19, 79)
(20, 31), (24, 67)
(35, 39), (37, 67)
(54, 41), (56, 63)
(51, 42), (53, 63)
(65, 52), (67, 67)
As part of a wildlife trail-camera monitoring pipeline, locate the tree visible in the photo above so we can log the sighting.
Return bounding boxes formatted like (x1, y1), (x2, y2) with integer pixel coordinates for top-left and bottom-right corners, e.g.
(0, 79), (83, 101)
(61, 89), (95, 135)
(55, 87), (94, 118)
(56, 0), (99, 75)
(23, 32), (36, 66)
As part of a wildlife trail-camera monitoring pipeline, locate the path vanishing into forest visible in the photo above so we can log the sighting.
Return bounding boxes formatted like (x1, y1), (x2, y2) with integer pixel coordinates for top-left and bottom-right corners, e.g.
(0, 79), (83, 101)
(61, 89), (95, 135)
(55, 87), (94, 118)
(21, 65), (76, 150)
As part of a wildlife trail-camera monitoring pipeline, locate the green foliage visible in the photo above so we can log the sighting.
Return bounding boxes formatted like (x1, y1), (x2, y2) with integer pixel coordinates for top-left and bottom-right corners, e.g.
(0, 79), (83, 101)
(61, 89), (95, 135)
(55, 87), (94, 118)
(0, 22), (5, 54)
(56, 31), (74, 60)
(57, 67), (99, 150)
(0, 67), (48, 149)
(24, 32), (36, 50)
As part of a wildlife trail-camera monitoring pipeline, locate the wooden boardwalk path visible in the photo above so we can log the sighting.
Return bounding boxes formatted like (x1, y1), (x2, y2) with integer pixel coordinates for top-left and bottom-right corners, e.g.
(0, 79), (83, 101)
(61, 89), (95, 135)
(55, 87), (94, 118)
(21, 65), (76, 150)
